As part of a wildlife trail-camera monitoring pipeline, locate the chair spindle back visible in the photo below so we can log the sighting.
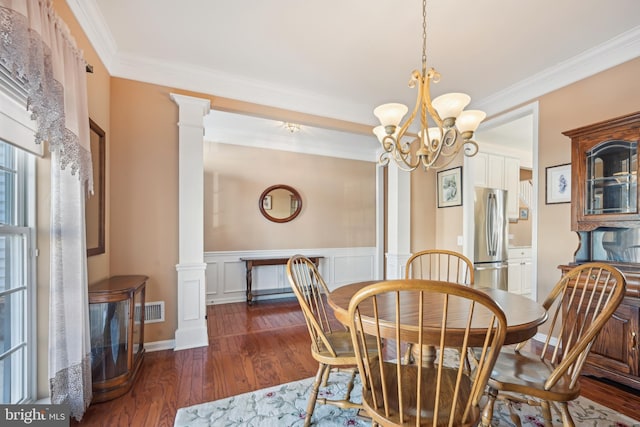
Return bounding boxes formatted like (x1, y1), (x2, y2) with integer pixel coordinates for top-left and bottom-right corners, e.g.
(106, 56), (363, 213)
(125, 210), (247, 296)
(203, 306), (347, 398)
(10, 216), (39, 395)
(349, 279), (507, 426)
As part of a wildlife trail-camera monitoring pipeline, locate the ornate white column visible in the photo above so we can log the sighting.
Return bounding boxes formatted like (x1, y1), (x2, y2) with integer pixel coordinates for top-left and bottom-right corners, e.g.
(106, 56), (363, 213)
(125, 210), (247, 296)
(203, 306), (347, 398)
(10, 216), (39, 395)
(386, 163), (411, 279)
(170, 93), (210, 350)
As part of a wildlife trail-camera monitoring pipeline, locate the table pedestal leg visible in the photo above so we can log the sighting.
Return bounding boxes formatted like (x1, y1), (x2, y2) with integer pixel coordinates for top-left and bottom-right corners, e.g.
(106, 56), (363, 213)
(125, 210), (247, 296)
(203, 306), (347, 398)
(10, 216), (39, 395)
(411, 344), (436, 366)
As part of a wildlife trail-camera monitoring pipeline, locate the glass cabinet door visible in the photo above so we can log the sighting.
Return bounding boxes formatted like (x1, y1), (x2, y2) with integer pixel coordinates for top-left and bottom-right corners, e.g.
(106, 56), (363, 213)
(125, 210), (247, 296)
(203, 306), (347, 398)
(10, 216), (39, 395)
(89, 299), (130, 381)
(585, 140), (637, 215)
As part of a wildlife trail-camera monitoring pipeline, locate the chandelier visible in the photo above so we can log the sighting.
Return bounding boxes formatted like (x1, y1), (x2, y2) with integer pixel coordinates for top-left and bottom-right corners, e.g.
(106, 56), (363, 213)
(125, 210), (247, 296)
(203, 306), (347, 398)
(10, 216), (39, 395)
(283, 122), (301, 133)
(373, 0), (486, 171)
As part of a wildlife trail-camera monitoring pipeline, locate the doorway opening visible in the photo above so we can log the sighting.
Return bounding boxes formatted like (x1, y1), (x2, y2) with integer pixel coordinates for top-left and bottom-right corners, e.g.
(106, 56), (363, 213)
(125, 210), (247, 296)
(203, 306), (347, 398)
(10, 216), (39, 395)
(462, 102), (539, 300)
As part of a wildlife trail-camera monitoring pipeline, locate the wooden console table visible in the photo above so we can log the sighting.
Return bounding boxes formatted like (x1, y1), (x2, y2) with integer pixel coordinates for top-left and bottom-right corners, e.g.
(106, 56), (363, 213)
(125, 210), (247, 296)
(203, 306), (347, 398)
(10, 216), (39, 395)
(240, 256), (323, 305)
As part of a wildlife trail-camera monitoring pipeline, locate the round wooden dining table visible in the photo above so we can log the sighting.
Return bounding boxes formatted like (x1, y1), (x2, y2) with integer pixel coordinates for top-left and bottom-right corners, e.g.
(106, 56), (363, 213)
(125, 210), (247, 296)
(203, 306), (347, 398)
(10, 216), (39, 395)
(328, 281), (548, 346)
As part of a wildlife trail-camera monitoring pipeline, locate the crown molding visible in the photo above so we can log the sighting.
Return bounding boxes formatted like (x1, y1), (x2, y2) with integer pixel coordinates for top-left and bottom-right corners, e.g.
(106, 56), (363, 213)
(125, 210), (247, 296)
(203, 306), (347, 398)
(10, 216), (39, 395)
(477, 26), (640, 117)
(65, 0), (118, 70)
(111, 51), (374, 125)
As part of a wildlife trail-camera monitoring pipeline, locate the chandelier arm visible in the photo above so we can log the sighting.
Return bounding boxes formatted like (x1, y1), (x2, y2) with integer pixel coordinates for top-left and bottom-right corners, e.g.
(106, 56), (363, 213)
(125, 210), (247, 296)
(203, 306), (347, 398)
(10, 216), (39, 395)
(380, 134), (396, 152)
(463, 140), (479, 157)
(422, 68), (444, 128)
(389, 138), (423, 171)
(378, 151), (391, 166)
(442, 128), (459, 148)
(393, 145), (412, 166)
(394, 154), (421, 172)
(423, 150), (458, 170)
(422, 135), (447, 168)
(394, 69), (425, 144)
(381, 134), (414, 158)
(422, 138), (462, 170)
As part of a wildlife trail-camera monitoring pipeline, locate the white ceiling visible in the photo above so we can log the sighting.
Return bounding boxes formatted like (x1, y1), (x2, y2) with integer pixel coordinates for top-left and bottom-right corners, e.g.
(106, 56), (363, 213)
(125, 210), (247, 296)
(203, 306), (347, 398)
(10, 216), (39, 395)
(67, 0), (640, 159)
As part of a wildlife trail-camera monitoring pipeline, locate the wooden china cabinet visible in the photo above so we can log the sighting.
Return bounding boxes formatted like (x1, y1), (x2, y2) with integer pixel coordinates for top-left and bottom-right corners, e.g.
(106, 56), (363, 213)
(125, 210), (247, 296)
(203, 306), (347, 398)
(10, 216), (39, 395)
(559, 111), (640, 390)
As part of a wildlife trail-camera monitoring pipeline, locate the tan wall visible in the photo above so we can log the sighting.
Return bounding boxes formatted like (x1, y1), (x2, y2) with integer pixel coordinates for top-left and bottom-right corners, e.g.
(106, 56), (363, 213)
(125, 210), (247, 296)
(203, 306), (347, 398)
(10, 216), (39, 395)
(204, 143), (376, 251)
(509, 215), (532, 247)
(109, 78), (179, 344)
(36, 2), (112, 398)
(434, 157), (465, 251)
(536, 57), (640, 305)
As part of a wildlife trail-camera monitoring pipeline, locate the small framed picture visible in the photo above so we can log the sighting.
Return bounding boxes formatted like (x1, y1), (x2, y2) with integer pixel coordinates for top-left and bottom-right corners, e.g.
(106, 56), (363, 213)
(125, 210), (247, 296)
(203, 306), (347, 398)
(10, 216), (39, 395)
(437, 166), (462, 208)
(546, 163), (571, 204)
(519, 207), (529, 220)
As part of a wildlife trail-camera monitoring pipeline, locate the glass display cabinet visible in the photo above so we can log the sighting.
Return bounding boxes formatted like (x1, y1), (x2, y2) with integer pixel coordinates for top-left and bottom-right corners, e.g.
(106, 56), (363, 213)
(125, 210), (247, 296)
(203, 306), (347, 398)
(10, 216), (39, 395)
(88, 275), (147, 402)
(564, 111), (640, 231)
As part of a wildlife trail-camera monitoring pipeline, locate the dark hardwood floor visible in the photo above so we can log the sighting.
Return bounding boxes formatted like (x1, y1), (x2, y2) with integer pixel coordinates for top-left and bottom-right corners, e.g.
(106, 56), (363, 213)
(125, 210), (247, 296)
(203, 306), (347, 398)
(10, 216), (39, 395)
(75, 297), (640, 426)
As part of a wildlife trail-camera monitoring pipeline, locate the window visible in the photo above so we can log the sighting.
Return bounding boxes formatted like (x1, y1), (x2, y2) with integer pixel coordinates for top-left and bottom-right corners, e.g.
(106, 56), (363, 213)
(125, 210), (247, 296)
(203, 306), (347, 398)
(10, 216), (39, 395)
(0, 138), (35, 404)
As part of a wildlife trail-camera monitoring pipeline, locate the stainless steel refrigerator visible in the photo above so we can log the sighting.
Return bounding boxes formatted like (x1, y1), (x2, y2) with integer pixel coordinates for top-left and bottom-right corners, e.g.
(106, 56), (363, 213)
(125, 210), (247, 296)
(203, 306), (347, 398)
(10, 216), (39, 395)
(474, 187), (508, 290)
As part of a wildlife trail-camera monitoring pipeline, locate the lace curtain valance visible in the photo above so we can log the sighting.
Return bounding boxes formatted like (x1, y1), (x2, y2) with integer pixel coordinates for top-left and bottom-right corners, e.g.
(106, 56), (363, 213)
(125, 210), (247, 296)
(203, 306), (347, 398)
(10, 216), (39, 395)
(0, 0), (92, 190)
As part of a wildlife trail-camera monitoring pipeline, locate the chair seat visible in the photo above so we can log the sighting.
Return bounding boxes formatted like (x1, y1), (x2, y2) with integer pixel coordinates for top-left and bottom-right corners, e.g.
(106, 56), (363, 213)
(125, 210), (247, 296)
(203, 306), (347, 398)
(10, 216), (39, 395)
(313, 330), (377, 364)
(488, 347), (580, 402)
(364, 361), (479, 426)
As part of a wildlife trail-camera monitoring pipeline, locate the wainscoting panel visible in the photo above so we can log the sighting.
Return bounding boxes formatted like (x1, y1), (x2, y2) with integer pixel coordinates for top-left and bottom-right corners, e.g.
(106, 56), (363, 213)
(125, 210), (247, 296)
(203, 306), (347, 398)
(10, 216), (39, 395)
(204, 247), (378, 305)
(222, 261), (245, 294)
(333, 255), (375, 286)
(204, 262), (219, 298)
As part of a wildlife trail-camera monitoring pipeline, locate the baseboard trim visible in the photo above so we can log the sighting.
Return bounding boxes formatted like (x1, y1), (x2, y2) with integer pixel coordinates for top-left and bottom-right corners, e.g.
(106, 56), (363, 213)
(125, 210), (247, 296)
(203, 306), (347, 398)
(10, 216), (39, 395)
(145, 339), (175, 352)
(533, 332), (558, 347)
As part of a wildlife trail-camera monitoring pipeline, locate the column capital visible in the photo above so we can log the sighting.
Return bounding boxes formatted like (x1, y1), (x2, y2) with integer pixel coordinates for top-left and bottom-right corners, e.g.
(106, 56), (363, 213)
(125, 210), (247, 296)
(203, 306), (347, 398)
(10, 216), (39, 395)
(170, 93), (211, 128)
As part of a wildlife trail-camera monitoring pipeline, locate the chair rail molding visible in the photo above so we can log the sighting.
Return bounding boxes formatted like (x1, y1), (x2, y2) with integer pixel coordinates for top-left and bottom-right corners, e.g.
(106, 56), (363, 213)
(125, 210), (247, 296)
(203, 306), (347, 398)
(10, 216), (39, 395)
(171, 93), (210, 351)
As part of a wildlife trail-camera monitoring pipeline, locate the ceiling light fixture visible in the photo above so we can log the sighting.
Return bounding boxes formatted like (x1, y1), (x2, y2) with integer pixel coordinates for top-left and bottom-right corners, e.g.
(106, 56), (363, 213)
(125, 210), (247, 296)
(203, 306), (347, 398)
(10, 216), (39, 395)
(373, 0), (486, 171)
(284, 122), (301, 133)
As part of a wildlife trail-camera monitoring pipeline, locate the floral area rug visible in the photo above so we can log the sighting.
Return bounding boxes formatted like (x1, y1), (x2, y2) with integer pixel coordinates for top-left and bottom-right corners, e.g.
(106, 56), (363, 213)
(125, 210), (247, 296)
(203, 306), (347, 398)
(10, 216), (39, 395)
(174, 370), (639, 427)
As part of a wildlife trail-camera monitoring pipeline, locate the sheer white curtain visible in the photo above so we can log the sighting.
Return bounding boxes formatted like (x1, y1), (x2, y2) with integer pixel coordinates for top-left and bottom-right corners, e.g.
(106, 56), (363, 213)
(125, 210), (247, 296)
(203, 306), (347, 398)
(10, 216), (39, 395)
(0, 0), (92, 420)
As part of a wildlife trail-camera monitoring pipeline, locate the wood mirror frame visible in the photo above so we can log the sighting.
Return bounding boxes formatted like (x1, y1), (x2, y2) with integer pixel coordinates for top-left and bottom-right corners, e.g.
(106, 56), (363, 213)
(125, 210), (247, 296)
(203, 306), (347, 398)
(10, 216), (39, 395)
(86, 118), (106, 256)
(259, 184), (302, 223)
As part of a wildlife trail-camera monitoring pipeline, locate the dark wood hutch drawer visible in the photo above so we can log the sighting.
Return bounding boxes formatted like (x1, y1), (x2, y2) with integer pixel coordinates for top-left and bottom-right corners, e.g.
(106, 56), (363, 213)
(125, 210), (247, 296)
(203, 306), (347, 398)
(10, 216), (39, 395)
(558, 264), (639, 390)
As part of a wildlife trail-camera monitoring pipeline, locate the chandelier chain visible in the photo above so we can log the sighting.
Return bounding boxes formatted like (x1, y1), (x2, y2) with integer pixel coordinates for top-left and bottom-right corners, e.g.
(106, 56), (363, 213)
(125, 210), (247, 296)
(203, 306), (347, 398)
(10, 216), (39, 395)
(422, 0), (427, 74)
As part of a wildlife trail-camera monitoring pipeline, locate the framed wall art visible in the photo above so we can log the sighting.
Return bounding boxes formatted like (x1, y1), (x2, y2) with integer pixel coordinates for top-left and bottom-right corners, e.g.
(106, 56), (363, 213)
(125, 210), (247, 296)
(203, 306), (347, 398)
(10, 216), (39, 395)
(546, 163), (571, 204)
(86, 118), (105, 256)
(437, 166), (462, 208)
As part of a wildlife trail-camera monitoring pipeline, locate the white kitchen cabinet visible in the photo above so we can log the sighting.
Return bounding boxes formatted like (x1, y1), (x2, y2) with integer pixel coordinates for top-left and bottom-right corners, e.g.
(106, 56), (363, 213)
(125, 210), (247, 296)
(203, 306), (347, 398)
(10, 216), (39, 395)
(473, 152), (489, 188)
(507, 247), (532, 295)
(473, 153), (520, 220)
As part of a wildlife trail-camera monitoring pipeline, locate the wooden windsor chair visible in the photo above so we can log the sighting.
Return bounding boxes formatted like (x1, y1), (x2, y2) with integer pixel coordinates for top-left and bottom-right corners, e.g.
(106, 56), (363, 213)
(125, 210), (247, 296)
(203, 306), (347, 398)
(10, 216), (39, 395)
(480, 262), (626, 427)
(287, 254), (376, 427)
(405, 249), (474, 285)
(404, 249), (475, 365)
(348, 279), (507, 426)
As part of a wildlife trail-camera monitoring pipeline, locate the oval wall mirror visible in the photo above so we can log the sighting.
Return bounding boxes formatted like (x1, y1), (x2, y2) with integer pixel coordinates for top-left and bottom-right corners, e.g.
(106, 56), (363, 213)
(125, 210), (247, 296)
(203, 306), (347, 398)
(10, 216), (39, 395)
(259, 184), (302, 223)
